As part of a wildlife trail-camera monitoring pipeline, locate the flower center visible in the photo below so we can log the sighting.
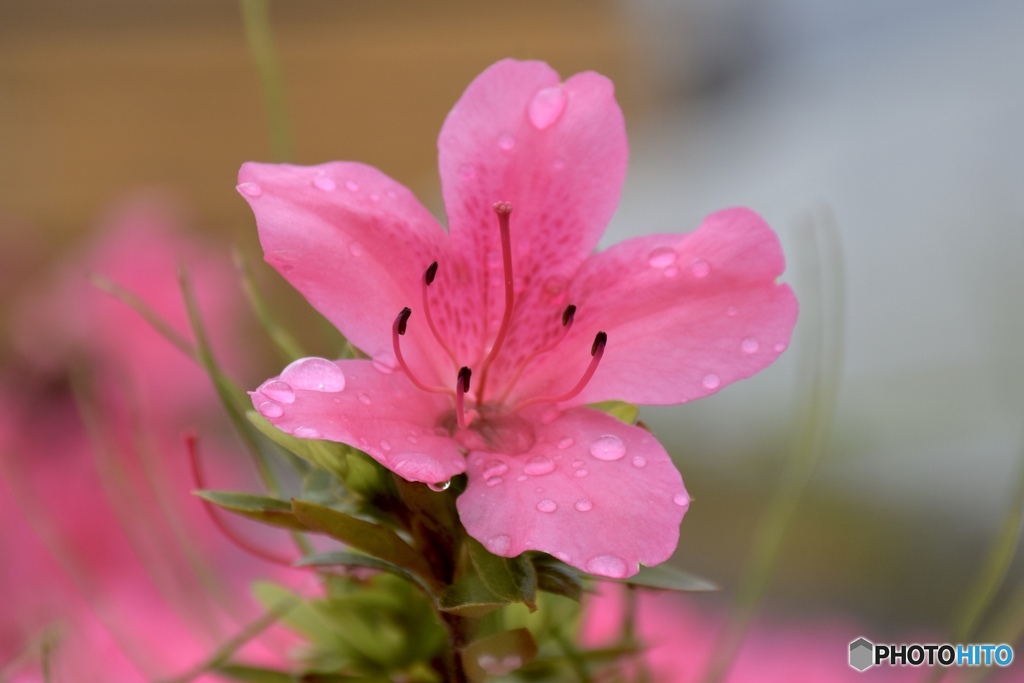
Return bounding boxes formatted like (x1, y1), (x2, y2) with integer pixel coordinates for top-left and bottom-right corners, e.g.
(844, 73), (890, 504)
(391, 201), (606, 431)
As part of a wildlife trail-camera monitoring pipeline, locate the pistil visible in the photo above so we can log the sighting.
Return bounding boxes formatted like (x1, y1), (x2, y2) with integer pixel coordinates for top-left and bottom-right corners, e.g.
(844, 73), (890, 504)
(477, 201), (515, 399)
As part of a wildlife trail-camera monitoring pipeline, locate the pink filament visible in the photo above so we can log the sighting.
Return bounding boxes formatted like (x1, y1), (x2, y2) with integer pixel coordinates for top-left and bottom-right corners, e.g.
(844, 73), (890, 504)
(514, 331), (607, 411)
(392, 308), (453, 396)
(421, 262), (457, 365)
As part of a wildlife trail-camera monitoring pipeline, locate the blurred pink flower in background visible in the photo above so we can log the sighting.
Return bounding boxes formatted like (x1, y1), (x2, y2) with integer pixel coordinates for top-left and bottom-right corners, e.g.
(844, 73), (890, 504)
(0, 193), (297, 681)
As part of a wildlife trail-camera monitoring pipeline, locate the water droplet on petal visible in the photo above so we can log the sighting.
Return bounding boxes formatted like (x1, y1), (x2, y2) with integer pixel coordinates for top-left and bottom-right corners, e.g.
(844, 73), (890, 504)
(691, 259), (711, 278)
(726, 306), (738, 317)
(482, 459), (509, 479)
(372, 357), (395, 374)
(632, 456), (647, 468)
(237, 181), (262, 197)
(349, 242), (364, 256)
(524, 455), (556, 476)
(478, 654), (522, 676)
(257, 401), (283, 418)
(344, 180), (359, 192)
(486, 476), (504, 487)
(428, 479), (451, 492)
(407, 435), (419, 444)
(574, 468), (589, 478)
(572, 459), (583, 468)
(558, 437), (575, 449)
(293, 426), (322, 439)
(497, 132), (516, 150)
(555, 551), (571, 562)
(537, 499), (558, 513)
(702, 373), (721, 390)
(648, 247), (678, 268)
(312, 174), (335, 191)
(458, 163), (476, 180)
(486, 534), (511, 554)
(574, 499), (593, 512)
(774, 342), (787, 353)
(259, 380), (295, 404)
(741, 337), (760, 354)
(379, 439), (391, 451)
(673, 492), (690, 507)
(280, 357), (346, 392)
(586, 554), (628, 578)
(528, 86), (568, 130)
(589, 435), (626, 461)
(358, 392), (371, 405)
(516, 475), (528, 482)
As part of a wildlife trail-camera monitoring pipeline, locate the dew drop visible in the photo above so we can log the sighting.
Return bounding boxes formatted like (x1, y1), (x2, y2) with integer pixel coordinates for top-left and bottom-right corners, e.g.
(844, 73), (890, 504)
(586, 554), (628, 578)
(537, 499), (558, 513)
(497, 132), (516, 150)
(237, 181), (262, 197)
(524, 455), (556, 476)
(572, 459), (583, 468)
(648, 247), (678, 268)
(344, 180), (359, 192)
(741, 337), (760, 354)
(528, 86), (568, 130)
(555, 552), (571, 562)
(517, 475), (528, 482)
(673, 492), (691, 507)
(631, 456), (648, 468)
(478, 654), (522, 676)
(372, 357), (395, 374)
(702, 373), (721, 390)
(589, 434), (626, 461)
(259, 380), (295, 404)
(691, 259), (711, 278)
(482, 459), (509, 479)
(349, 242), (364, 256)
(257, 401), (283, 418)
(486, 534), (511, 554)
(558, 437), (575, 450)
(312, 174), (335, 191)
(428, 480), (451, 492)
(280, 357), (346, 392)
(358, 392), (371, 405)
(726, 306), (738, 317)
(774, 342), (787, 353)
(407, 435), (419, 444)
(379, 439), (391, 452)
(574, 499), (593, 512)
(458, 163), (476, 180)
(293, 426), (322, 439)
(574, 468), (589, 478)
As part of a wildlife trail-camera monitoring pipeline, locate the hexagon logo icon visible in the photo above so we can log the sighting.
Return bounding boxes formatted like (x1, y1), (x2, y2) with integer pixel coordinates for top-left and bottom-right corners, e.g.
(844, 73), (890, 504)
(849, 637), (874, 671)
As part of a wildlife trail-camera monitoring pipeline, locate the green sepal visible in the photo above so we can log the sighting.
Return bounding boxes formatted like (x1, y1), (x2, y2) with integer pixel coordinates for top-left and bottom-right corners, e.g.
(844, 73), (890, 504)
(610, 564), (718, 593)
(531, 554), (585, 602)
(462, 628), (538, 682)
(193, 490), (306, 530)
(213, 664), (294, 682)
(291, 500), (435, 583)
(587, 400), (639, 424)
(248, 410), (350, 480)
(467, 538), (537, 611)
(438, 574), (510, 618)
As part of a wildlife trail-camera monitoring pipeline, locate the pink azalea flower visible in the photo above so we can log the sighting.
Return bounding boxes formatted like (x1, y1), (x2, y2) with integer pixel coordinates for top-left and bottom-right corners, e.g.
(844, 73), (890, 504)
(241, 59), (797, 577)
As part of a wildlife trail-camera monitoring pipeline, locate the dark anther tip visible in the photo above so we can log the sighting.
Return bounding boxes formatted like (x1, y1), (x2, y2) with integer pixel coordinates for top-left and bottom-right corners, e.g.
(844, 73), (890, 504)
(591, 331), (608, 356)
(562, 304), (577, 326)
(397, 307), (412, 335)
(424, 261), (439, 285)
(457, 366), (473, 392)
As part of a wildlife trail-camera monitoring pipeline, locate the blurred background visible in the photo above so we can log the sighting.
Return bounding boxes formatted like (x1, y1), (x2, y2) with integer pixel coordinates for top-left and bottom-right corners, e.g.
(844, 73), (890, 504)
(1, 0), (1022, 651)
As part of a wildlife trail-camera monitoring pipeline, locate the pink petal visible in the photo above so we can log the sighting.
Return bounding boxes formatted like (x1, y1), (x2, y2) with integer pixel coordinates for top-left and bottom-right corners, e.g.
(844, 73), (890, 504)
(456, 407), (688, 577)
(511, 207), (798, 406)
(250, 359), (466, 485)
(238, 162), (454, 382)
(436, 59), (628, 367)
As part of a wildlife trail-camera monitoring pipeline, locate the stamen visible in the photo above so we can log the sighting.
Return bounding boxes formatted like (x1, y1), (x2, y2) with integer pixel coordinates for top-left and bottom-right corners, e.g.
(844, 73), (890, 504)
(514, 331), (607, 411)
(477, 201), (515, 397)
(497, 304), (578, 404)
(421, 261), (457, 364)
(392, 308), (452, 395)
(456, 366), (472, 429)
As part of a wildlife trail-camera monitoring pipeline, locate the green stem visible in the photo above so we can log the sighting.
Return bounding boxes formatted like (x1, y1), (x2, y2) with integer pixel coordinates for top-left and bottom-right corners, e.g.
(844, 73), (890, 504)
(233, 248), (306, 362)
(702, 211), (846, 683)
(239, 0), (292, 161)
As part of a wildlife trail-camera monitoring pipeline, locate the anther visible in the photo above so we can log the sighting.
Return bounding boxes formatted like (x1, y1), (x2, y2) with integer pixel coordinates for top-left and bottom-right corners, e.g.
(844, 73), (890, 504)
(421, 262), (456, 363)
(456, 366), (472, 429)
(562, 304), (577, 327)
(514, 331), (608, 411)
(392, 308), (452, 395)
(477, 201), (516, 398)
(496, 303), (578, 404)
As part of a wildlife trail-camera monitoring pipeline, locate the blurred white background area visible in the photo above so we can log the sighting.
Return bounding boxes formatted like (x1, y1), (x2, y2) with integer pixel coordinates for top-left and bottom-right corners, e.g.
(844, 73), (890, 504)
(609, 0), (1024, 532)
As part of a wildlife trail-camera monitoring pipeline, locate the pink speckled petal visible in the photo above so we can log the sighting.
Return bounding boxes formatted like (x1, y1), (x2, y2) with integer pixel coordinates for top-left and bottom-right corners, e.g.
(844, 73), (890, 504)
(239, 162), (455, 384)
(250, 359), (465, 485)
(456, 407), (687, 577)
(435, 59), (628, 371)
(510, 208), (798, 406)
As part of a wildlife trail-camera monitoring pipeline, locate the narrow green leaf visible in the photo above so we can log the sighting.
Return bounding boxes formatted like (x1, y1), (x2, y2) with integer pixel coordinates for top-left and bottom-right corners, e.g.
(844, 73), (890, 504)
(438, 574), (510, 618)
(468, 538), (537, 610)
(611, 564), (718, 593)
(297, 551), (437, 595)
(234, 249), (307, 362)
(291, 500), (434, 582)
(213, 664), (293, 683)
(463, 628), (538, 682)
(194, 490), (306, 531)
(587, 400), (639, 425)
(531, 554), (585, 602)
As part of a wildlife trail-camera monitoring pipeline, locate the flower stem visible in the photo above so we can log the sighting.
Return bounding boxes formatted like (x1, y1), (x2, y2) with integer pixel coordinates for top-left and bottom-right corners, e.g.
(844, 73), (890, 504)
(702, 211), (846, 683)
(239, 0), (293, 161)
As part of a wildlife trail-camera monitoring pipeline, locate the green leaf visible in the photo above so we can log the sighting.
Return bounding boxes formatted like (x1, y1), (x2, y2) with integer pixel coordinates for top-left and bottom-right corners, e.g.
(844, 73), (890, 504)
(531, 554), (585, 602)
(468, 538), (536, 611)
(194, 490), (307, 530)
(297, 551), (436, 596)
(438, 574), (510, 618)
(610, 564), (718, 593)
(462, 628), (538, 682)
(248, 410), (350, 480)
(234, 248), (307, 363)
(587, 400), (639, 425)
(213, 664), (293, 682)
(291, 500), (435, 584)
